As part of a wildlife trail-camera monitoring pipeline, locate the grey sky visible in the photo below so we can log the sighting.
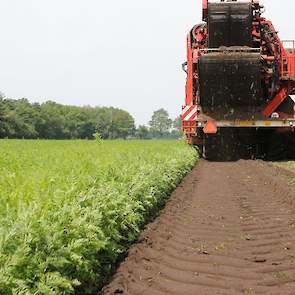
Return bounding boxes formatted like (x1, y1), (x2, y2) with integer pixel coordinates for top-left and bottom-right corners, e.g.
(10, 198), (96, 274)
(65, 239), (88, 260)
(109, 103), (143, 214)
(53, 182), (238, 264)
(0, 0), (294, 125)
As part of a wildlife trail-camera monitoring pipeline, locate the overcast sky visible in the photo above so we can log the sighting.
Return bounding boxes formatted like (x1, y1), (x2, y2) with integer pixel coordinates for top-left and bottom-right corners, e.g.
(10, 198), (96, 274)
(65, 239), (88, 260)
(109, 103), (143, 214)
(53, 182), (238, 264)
(0, 0), (294, 125)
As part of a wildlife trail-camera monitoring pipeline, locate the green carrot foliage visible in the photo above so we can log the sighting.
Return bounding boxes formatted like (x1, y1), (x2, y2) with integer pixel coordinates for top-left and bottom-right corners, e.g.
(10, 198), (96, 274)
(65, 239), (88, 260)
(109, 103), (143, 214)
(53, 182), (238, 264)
(0, 140), (197, 294)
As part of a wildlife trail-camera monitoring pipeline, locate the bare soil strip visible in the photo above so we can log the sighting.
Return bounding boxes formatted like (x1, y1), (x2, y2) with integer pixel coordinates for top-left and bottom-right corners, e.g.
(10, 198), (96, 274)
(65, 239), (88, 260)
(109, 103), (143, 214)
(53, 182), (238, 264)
(103, 160), (295, 295)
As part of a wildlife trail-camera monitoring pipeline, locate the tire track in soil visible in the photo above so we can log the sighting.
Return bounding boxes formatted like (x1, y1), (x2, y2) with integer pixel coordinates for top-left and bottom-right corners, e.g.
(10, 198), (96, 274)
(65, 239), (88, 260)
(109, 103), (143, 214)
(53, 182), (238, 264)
(103, 160), (295, 295)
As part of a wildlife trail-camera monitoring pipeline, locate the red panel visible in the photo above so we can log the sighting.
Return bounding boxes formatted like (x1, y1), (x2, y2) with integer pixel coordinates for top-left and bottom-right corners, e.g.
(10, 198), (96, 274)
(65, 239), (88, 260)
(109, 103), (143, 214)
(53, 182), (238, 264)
(287, 52), (295, 77)
(185, 35), (193, 105)
(282, 40), (295, 78)
(203, 121), (217, 134)
(262, 87), (288, 117)
(202, 0), (208, 21)
(182, 105), (198, 121)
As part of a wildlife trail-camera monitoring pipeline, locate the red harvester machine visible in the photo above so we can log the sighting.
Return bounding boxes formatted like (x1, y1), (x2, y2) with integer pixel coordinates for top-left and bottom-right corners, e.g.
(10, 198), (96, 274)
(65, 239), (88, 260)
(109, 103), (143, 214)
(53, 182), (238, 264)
(182, 0), (295, 160)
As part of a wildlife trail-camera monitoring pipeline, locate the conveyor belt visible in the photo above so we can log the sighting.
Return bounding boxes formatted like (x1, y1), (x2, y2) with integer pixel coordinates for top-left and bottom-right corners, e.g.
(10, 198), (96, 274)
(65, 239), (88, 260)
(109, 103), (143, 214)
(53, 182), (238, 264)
(199, 52), (262, 119)
(208, 1), (253, 48)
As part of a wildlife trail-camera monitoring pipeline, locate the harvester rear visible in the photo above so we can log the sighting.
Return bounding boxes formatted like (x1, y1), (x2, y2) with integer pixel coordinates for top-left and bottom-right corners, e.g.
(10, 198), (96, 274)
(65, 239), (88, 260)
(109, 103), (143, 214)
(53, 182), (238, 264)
(182, 0), (295, 160)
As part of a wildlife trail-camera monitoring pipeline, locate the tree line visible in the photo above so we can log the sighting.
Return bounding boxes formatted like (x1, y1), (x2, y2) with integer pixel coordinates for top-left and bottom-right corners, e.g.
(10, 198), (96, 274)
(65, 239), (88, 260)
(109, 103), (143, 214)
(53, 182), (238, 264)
(137, 109), (182, 139)
(0, 97), (182, 140)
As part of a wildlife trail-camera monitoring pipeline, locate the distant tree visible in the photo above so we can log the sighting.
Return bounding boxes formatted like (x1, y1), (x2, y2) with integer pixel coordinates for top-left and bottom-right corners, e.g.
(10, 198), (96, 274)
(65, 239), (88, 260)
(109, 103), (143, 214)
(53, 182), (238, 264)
(0, 98), (39, 138)
(173, 116), (182, 132)
(0, 97), (7, 137)
(136, 125), (150, 139)
(94, 107), (135, 139)
(112, 108), (135, 139)
(171, 116), (183, 139)
(62, 105), (96, 139)
(0, 92), (6, 137)
(38, 101), (66, 139)
(149, 108), (172, 138)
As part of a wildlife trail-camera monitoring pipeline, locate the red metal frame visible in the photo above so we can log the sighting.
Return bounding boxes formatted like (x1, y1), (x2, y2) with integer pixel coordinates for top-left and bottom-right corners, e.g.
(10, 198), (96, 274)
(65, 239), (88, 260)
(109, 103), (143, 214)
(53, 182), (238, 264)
(202, 0), (208, 21)
(262, 87), (289, 117)
(185, 35), (193, 105)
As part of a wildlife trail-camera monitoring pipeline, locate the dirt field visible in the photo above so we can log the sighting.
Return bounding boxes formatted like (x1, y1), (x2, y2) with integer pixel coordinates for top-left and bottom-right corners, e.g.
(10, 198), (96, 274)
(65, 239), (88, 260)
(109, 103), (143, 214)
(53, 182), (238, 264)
(104, 160), (295, 295)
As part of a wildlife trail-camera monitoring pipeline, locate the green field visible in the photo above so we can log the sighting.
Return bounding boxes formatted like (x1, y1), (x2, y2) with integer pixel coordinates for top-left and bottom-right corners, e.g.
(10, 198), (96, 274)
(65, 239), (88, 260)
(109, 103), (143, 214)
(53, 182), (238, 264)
(276, 161), (295, 176)
(0, 140), (197, 294)
(278, 162), (295, 171)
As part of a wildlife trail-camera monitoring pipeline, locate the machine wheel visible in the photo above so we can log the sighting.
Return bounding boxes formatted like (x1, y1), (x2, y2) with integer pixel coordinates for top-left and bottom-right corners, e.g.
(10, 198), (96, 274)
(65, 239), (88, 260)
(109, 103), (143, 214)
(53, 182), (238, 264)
(266, 131), (295, 161)
(286, 132), (295, 160)
(266, 134), (286, 161)
(196, 145), (204, 157)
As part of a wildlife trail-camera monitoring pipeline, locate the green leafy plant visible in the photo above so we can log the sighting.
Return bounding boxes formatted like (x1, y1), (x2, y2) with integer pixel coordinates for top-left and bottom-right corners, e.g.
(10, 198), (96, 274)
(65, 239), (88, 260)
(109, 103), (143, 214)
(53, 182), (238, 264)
(93, 132), (103, 143)
(0, 140), (197, 294)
